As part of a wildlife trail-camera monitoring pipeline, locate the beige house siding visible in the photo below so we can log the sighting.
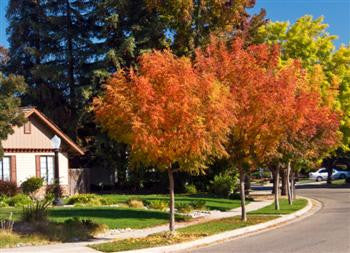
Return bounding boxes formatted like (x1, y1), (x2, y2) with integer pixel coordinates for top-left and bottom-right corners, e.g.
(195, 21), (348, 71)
(2, 115), (66, 150)
(3, 152), (69, 186)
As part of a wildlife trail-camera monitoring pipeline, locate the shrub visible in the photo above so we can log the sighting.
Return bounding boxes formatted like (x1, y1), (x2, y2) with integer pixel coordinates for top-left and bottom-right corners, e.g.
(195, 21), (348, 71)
(63, 217), (106, 237)
(209, 172), (238, 197)
(147, 200), (168, 211)
(175, 202), (193, 213)
(21, 196), (53, 222)
(66, 194), (103, 206)
(229, 192), (254, 201)
(0, 195), (9, 207)
(21, 177), (44, 195)
(184, 184), (197, 194)
(46, 183), (64, 198)
(0, 180), (18, 197)
(175, 214), (192, 222)
(190, 200), (206, 210)
(7, 194), (32, 207)
(126, 198), (144, 209)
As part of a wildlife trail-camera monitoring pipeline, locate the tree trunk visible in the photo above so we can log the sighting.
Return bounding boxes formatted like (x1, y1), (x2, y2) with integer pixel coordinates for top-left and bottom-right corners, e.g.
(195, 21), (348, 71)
(239, 169), (247, 222)
(281, 169), (287, 196)
(65, 0), (75, 107)
(286, 161), (292, 205)
(326, 167), (333, 185)
(292, 171), (296, 200)
(271, 170), (275, 194)
(244, 172), (251, 196)
(274, 167), (280, 210)
(168, 168), (175, 232)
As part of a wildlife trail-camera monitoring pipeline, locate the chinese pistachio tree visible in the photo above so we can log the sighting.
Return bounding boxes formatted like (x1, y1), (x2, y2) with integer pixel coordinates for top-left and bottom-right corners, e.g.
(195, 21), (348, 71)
(268, 64), (341, 206)
(94, 50), (233, 232)
(196, 38), (299, 220)
(256, 15), (350, 182)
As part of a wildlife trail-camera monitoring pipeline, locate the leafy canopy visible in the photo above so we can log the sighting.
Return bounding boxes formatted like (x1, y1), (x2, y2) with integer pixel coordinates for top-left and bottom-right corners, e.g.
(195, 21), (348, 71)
(196, 38), (301, 168)
(94, 50), (234, 173)
(256, 15), (350, 148)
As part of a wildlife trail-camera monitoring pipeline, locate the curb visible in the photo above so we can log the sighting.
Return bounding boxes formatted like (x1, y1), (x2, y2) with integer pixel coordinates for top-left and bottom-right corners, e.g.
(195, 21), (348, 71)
(112, 197), (317, 253)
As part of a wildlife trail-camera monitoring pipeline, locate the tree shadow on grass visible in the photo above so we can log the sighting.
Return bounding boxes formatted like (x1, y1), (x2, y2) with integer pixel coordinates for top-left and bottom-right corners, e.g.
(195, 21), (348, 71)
(49, 207), (169, 220)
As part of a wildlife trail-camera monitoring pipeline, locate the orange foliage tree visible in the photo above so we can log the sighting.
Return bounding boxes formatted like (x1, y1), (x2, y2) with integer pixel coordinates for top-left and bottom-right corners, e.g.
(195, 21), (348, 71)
(273, 67), (341, 205)
(94, 50), (233, 232)
(196, 38), (312, 220)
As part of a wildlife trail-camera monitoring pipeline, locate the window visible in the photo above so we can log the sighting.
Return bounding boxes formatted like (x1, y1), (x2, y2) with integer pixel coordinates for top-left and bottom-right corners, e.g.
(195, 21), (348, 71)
(0, 157), (11, 181)
(319, 169), (327, 173)
(24, 121), (31, 134)
(40, 156), (54, 184)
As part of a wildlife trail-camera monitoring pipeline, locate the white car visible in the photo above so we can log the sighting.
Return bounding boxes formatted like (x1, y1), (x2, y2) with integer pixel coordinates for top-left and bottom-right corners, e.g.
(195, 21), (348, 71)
(309, 168), (350, 182)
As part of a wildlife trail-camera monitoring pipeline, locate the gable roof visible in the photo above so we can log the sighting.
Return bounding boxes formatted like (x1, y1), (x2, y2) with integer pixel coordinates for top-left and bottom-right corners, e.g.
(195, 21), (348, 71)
(21, 107), (84, 155)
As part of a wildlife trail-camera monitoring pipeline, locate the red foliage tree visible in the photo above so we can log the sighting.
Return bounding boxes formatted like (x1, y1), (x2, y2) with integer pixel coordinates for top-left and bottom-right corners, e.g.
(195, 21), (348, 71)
(195, 38), (317, 219)
(94, 50), (234, 232)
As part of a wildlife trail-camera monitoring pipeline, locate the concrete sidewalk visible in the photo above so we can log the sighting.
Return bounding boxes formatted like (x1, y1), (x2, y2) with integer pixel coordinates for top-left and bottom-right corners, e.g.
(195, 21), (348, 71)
(0, 200), (273, 253)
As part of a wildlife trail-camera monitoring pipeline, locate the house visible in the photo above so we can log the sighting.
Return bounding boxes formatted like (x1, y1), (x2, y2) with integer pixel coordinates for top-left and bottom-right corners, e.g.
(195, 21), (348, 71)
(0, 107), (84, 195)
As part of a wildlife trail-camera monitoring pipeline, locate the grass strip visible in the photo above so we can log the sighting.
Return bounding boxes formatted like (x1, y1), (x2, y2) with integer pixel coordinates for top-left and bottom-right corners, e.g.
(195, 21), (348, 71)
(0, 231), (50, 248)
(249, 198), (308, 215)
(90, 215), (278, 252)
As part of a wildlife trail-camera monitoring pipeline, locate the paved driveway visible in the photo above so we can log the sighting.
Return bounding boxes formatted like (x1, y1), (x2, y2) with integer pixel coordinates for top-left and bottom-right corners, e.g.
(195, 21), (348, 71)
(184, 185), (350, 253)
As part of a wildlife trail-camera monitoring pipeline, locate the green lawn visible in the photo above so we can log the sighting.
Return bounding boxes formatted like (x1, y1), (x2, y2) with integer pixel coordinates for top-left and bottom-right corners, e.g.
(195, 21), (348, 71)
(0, 194), (240, 229)
(0, 207), (189, 229)
(91, 215), (278, 252)
(91, 198), (309, 252)
(249, 198), (308, 215)
(177, 215), (277, 235)
(331, 179), (348, 185)
(99, 194), (242, 211)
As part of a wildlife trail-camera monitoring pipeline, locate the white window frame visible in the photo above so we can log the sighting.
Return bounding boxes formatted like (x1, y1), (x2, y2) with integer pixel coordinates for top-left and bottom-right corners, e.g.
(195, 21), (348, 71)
(0, 157), (11, 181)
(40, 156), (55, 184)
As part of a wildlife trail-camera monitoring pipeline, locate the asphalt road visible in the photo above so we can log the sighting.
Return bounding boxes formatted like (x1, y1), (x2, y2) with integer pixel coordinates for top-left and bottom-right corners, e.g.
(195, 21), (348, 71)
(184, 185), (350, 253)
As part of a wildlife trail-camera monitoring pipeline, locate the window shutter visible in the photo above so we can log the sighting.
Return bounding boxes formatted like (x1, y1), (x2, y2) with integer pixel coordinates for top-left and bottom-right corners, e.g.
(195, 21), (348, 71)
(10, 156), (17, 184)
(35, 155), (41, 177)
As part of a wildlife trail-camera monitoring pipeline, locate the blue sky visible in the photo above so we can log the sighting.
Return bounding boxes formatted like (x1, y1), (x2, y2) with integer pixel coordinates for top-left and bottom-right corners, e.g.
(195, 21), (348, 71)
(0, 0), (349, 48)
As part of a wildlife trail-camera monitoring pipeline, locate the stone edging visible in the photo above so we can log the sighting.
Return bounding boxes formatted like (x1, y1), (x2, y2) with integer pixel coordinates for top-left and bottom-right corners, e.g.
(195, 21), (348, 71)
(112, 197), (316, 253)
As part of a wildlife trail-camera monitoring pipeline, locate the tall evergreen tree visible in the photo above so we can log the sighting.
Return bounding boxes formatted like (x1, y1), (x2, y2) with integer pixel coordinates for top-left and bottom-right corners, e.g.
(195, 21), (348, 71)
(0, 47), (26, 156)
(6, 0), (96, 136)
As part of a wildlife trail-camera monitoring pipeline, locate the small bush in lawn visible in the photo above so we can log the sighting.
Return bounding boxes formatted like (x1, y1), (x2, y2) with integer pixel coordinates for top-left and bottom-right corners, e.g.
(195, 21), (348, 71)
(66, 194), (102, 206)
(46, 183), (64, 198)
(175, 202), (193, 214)
(21, 218), (107, 242)
(147, 200), (168, 211)
(0, 180), (18, 197)
(21, 177), (44, 195)
(190, 200), (206, 210)
(100, 198), (115, 205)
(7, 194), (32, 207)
(209, 172), (238, 197)
(0, 195), (9, 207)
(21, 196), (52, 222)
(62, 217), (107, 238)
(184, 184), (197, 194)
(127, 198), (144, 209)
(229, 192), (254, 201)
